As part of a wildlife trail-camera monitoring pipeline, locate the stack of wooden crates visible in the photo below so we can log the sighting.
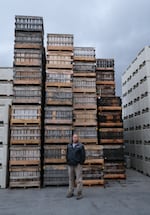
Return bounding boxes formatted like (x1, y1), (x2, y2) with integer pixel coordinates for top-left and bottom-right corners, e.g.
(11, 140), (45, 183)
(73, 48), (104, 186)
(43, 34), (74, 186)
(0, 68), (13, 188)
(96, 59), (125, 180)
(9, 16), (45, 188)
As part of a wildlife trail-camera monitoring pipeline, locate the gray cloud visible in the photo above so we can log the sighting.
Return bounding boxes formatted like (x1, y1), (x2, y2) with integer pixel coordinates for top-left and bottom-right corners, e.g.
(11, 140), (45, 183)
(0, 0), (150, 96)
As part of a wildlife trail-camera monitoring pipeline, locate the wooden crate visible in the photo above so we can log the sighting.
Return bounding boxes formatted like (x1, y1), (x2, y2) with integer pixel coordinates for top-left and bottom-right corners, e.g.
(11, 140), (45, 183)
(73, 62), (95, 73)
(99, 128), (123, 144)
(10, 126), (41, 145)
(83, 165), (104, 180)
(97, 97), (121, 107)
(96, 85), (115, 97)
(9, 146), (41, 166)
(73, 78), (96, 93)
(96, 71), (114, 82)
(15, 15), (43, 32)
(14, 49), (42, 66)
(73, 93), (97, 109)
(13, 86), (42, 104)
(104, 162), (125, 174)
(10, 105), (41, 125)
(44, 145), (66, 164)
(13, 67), (42, 85)
(43, 164), (68, 186)
(103, 145), (124, 161)
(45, 106), (72, 124)
(45, 125), (72, 144)
(47, 34), (73, 51)
(46, 87), (72, 106)
(98, 110), (122, 123)
(46, 70), (73, 88)
(73, 110), (97, 126)
(74, 47), (95, 62)
(96, 59), (114, 69)
(73, 127), (97, 144)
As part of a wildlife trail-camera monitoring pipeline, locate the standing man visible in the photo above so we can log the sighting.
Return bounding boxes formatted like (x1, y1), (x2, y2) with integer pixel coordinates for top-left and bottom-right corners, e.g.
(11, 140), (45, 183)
(66, 134), (85, 200)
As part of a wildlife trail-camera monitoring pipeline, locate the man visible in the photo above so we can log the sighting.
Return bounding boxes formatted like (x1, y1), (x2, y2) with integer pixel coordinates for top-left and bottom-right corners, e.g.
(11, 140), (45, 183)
(66, 133), (85, 200)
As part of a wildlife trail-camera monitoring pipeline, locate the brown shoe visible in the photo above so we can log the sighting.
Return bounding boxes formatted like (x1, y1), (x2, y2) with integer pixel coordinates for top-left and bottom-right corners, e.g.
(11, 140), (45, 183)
(66, 192), (74, 198)
(76, 192), (83, 200)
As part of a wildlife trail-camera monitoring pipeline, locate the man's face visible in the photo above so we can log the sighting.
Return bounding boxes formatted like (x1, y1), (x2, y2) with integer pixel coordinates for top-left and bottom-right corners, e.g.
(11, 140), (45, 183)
(73, 135), (78, 143)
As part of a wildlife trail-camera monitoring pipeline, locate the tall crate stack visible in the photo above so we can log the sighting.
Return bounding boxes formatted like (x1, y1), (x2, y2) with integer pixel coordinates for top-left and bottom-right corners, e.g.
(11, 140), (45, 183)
(0, 67), (13, 188)
(43, 34), (73, 186)
(9, 16), (45, 188)
(96, 59), (125, 180)
(73, 48), (104, 186)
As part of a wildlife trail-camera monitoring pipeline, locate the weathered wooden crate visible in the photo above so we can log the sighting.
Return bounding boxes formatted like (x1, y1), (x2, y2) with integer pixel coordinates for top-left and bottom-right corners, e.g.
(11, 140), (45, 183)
(43, 164), (68, 186)
(15, 31), (43, 49)
(45, 106), (72, 124)
(46, 87), (72, 105)
(99, 128), (123, 138)
(83, 165), (104, 180)
(73, 62), (95, 73)
(96, 70), (114, 81)
(0, 105), (10, 124)
(46, 51), (73, 69)
(14, 49), (42, 66)
(96, 59), (114, 69)
(85, 145), (103, 163)
(10, 105), (41, 125)
(9, 146), (41, 166)
(104, 162), (125, 174)
(73, 127), (97, 144)
(97, 97), (121, 107)
(13, 67), (42, 85)
(13, 86), (42, 104)
(46, 70), (72, 87)
(45, 125), (72, 144)
(96, 85), (115, 97)
(73, 93), (97, 109)
(10, 126), (41, 145)
(98, 110), (122, 123)
(0, 82), (13, 96)
(0, 125), (9, 145)
(74, 47), (95, 62)
(9, 166), (40, 181)
(47, 34), (73, 51)
(103, 145), (124, 161)
(73, 110), (97, 126)
(73, 78), (96, 93)
(44, 145), (66, 164)
(15, 15), (44, 32)
(0, 166), (8, 188)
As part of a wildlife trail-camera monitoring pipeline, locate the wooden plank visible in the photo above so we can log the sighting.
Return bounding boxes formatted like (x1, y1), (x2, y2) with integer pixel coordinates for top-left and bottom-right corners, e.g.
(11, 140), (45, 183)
(98, 106), (122, 111)
(10, 119), (41, 125)
(46, 82), (72, 88)
(73, 121), (97, 126)
(99, 139), (124, 144)
(15, 62), (41, 66)
(104, 173), (126, 179)
(46, 100), (72, 106)
(14, 43), (42, 49)
(14, 80), (41, 85)
(85, 159), (104, 165)
(73, 104), (97, 109)
(83, 179), (104, 186)
(99, 122), (123, 127)
(44, 158), (66, 164)
(9, 180), (40, 188)
(47, 46), (73, 51)
(96, 81), (115, 85)
(45, 139), (71, 144)
(73, 72), (96, 77)
(9, 160), (40, 166)
(46, 64), (72, 69)
(10, 140), (41, 145)
(73, 88), (96, 93)
(74, 56), (95, 62)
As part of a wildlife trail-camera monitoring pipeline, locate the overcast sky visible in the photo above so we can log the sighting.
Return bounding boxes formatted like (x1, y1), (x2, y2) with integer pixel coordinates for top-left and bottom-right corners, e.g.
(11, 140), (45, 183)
(0, 0), (150, 96)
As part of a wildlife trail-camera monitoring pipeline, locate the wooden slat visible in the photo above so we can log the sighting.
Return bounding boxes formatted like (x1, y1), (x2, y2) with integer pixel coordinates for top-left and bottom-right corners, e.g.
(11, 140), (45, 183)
(104, 173), (126, 179)
(83, 179), (104, 186)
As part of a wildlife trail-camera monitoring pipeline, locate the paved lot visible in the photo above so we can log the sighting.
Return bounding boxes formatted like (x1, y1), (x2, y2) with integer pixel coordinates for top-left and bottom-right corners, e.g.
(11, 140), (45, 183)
(0, 169), (150, 215)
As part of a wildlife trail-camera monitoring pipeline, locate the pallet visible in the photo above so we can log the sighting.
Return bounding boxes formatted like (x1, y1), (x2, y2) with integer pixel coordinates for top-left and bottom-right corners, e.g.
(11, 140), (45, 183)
(10, 119), (41, 125)
(73, 105), (97, 110)
(74, 56), (95, 62)
(15, 61), (41, 67)
(46, 64), (72, 69)
(85, 159), (104, 165)
(73, 72), (96, 77)
(73, 88), (96, 93)
(47, 46), (73, 51)
(99, 139), (124, 144)
(9, 180), (41, 188)
(13, 80), (42, 85)
(96, 81), (115, 85)
(10, 140), (41, 145)
(46, 82), (72, 88)
(14, 43), (42, 49)
(98, 106), (122, 111)
(99, 122), (123, 128)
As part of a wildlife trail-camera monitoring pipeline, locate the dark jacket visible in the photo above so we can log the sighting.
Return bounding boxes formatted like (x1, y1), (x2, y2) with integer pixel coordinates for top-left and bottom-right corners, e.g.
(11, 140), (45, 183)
(66, 142), (86, 166)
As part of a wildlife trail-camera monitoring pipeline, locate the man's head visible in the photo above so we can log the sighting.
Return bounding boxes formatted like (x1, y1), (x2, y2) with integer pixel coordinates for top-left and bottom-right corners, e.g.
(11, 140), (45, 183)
(73, 134), (79, 143)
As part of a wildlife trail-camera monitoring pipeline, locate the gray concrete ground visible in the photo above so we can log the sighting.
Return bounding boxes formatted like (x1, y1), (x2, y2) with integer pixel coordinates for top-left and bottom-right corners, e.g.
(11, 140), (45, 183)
(0, 169), (150, 215)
